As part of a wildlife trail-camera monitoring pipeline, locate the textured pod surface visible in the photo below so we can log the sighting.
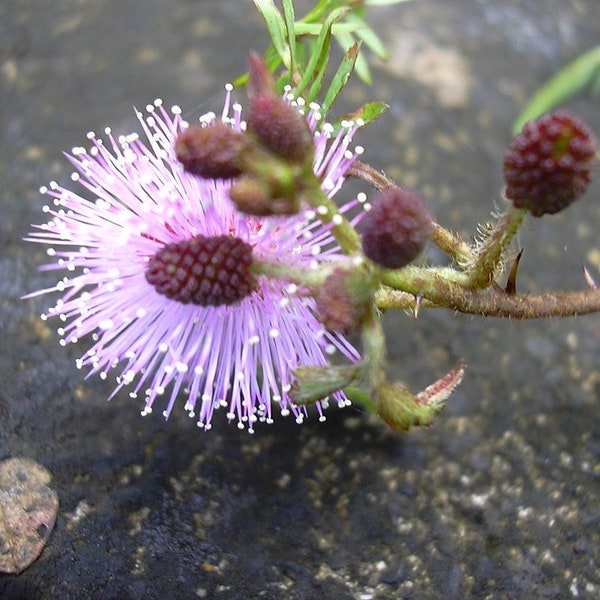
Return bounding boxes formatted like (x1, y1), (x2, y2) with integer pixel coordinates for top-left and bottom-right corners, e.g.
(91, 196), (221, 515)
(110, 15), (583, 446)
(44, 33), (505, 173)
(175, 122), (245, 180)
(247, 93), (314, 162)
(360, 187), (433, 269)
(503, 110), (597, 216)
(145, 235), (257, 306)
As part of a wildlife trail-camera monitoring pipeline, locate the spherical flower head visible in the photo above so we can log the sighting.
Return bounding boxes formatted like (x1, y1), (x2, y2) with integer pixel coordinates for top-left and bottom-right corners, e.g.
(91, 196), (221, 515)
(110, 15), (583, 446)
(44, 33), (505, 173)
(503, 110), (598, 216)
(26, 92), (365, 432)
(360, 187), (433, 269)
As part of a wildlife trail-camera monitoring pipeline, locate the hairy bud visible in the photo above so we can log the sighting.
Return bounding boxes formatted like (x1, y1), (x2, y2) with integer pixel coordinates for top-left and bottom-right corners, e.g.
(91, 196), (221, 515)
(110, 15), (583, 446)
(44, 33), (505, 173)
(247, 52), (278, 100)
(247, 93), (314, 163)
(376, 364), (465, 431)
(361, 187), (433, 269)
(175, 122), (246, 180)
(315, 267), (373, 333)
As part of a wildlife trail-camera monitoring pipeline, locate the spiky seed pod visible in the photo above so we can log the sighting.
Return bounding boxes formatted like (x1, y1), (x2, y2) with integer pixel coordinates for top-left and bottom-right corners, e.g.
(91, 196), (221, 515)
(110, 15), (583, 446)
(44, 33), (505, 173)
(175, 122), (246, 180)
(145, 235), (257, 307)
(503, 110), (597, 216)
(360, 187), (433, 269)
(247, 93), (314, 163)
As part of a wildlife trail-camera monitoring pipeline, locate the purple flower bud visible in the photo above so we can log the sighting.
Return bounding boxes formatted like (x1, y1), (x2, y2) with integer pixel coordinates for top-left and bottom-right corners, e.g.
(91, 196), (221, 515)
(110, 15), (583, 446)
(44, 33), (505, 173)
(247, 51), (278, 100)
(247, 93), (314, 163)
(175, 122), (246, 180)
(503, 110), (597, 216)
(361, 187), (433, 269)
(315, 267), (372, 333)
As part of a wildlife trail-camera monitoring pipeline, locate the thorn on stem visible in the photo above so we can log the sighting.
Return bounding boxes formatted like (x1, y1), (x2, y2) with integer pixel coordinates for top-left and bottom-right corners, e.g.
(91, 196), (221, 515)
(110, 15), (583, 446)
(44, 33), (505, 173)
(413, 295), (422, 319)
(583, 265), (598, 289)
(505, 248), (523, 295)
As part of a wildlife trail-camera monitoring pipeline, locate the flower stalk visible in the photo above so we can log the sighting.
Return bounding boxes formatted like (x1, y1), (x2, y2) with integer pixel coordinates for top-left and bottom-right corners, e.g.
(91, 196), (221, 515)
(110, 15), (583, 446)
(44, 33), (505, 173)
(464, 205), (527, 288)
(376, 275), (600, 318)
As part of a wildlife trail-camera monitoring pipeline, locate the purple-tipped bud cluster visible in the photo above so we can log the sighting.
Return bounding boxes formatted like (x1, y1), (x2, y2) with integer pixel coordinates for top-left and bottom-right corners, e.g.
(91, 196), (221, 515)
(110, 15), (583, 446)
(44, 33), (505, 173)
(315, 267), (372, 333)
(503, 110), (597, 217)
(174, 54), (316, 218)
(360, 187), (433, 269)
(145, 235), (257, 307)
(175, 122), (246, 180)
(247, 93), (314, 163)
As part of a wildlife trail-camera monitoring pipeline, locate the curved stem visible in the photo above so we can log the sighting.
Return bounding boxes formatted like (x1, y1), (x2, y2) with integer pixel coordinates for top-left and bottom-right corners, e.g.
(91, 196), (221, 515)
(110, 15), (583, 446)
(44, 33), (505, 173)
(376, 280), (600, 318)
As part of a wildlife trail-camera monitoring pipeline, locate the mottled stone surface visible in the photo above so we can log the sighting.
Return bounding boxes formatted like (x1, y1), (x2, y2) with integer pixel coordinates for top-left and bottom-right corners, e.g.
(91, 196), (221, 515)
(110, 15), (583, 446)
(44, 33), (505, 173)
(1, 1), (599, 598)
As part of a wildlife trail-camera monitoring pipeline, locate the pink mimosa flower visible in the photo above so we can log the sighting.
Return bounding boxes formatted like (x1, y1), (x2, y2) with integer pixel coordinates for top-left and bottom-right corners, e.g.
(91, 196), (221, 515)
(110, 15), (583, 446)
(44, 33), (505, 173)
(26, 88), (365, 432)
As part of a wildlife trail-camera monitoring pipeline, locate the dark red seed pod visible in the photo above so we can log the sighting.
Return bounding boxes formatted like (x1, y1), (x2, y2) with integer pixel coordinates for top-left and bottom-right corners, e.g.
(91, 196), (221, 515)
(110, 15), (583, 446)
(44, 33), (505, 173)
(246, 93), (313, 163)
(360, 187), (433, 269)
(145, 235), (257, 307)
(503, 110), (597, 216)
(175, 122), (246, 180)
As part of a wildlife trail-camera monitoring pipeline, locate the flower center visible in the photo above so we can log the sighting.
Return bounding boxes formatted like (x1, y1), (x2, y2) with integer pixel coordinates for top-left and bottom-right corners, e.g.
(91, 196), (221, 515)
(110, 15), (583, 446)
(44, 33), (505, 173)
(145, 235), (257, 307)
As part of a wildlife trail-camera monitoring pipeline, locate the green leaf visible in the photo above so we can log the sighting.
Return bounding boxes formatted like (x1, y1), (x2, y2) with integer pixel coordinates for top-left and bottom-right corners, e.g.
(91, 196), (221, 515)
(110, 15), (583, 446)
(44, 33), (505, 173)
(336, 101), (389, 127)
(334, 31), (372, 84)
(512, 45), (600, 134)
(307, 45), (331, 103)
(366, 0), (415, 5)
(302, 0), (348, 24)
(322, 41), (362, 113)
(345, 13), (388, 59)
(296, 7), (350, 98)
(353, 50), (372, 84)
(253, 0), (290, 68)
(281, 0), (297, 75)
(294, 22), (367, 36)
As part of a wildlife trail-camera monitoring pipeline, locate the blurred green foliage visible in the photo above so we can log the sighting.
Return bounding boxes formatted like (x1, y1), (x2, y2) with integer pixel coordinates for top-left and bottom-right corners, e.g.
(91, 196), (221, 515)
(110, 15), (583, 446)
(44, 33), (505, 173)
(513, 45), (600, 134)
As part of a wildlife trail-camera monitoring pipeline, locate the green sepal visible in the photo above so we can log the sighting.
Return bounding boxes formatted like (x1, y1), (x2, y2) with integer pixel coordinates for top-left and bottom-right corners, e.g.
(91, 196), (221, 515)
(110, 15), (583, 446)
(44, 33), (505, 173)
(291, 365), (360, 405)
